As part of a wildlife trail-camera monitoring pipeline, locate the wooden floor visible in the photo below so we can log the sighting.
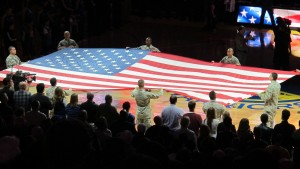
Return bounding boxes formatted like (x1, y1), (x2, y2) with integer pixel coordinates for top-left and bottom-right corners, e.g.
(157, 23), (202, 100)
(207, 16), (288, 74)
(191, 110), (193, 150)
(27, 86), (300, 130)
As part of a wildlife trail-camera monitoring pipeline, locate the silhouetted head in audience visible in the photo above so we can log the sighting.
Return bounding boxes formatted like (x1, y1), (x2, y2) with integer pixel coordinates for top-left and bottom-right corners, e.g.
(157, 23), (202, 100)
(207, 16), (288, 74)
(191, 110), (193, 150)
(69, 93), (78, 106)
(281, 109), (290, 121)
(223, 115), (233, 129)
(105, 94), (112, 104)
(180, 116), (190, 129)
(15, 107), (25, 117)
(95, 116), (109, 130)
(169, 95), (177, 104)
(237, 118), (251, 136)
(36, 83), (45, 93)
(2, 77), (12, 87)
(222, 111), (231, 120)
(206, 107), (216, 129)
(260, 113), (269, 124)
(137, 123), (147, 135)
(122, 101), (131, 112)
(31, 100), (40, 111)
(120, 109), (129, 121)
(188, 100), (196, 112)
(199, 124), (210, 138)
(153, 116), (163, 126)
(0, 92), (8, 104)
(19, 82), (27, 90)
(78, 110), (88, 122)
(54, 86), (65, 100)
(86, 92), (94, 101)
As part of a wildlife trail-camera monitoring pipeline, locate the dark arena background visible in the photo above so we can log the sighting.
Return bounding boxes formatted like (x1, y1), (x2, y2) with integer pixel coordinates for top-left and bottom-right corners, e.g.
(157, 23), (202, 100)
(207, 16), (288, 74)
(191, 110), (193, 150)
(0, 1), (300, 168)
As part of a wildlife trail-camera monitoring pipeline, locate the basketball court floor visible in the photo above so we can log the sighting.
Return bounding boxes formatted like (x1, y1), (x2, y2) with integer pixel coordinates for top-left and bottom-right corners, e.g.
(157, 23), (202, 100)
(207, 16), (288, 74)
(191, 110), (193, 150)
(72, 88), (300, 130)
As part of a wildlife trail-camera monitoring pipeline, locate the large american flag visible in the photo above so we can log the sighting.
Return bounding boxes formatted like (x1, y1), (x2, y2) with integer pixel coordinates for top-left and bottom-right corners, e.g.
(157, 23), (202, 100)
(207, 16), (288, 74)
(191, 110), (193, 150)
(0, 48), (297, 105)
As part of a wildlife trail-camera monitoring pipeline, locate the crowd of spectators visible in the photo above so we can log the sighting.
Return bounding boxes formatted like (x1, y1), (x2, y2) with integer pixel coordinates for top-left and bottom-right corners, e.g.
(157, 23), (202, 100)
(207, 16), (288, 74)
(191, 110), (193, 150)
(0, 0), (131, 69)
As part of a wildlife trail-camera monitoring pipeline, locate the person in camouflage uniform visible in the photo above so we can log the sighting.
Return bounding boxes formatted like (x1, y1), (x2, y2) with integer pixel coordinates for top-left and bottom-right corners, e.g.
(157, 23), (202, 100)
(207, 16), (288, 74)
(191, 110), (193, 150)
(202, 90), (226, 121)
(138, 37), (160, 52)
(57, 31), (79, 50)
(131, 79), (163, 128)
(219, 48), (241, 66)
(258, 72), (281, 128)
(6, 46), (21, 69)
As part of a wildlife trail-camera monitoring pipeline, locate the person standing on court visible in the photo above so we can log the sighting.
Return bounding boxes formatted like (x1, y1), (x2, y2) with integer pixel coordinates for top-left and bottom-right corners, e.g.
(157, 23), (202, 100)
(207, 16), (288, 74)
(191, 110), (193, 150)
(161, 95), (184, 131)
(272, 17), (292, 70)
(258, 72), (281, 128)
(57, 31), (79, 50)
(131, 79), (163, 128)
(235, 26), (252, 65)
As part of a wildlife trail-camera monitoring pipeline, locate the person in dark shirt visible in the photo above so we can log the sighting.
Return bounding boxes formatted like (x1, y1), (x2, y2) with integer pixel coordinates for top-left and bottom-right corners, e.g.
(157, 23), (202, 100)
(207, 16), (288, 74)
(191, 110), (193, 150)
(253, 113), (273, 145)
(145, 116), (172, 146)
(80, 92), (100, 123)
(0, 77), (15, 108)
(122, 101), (135, 124)
(29, 83), (53, 118)
(273, 109), (296, 155)
(273, 17), (292, 70)
(110, 109), (136, 136)
(98, 94), (119, 128)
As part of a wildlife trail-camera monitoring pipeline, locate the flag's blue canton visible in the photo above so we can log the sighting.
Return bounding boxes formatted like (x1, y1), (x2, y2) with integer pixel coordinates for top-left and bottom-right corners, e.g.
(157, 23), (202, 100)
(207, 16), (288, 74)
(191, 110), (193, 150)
(237, 6), (277, 25)
(28, 48), (148, 75)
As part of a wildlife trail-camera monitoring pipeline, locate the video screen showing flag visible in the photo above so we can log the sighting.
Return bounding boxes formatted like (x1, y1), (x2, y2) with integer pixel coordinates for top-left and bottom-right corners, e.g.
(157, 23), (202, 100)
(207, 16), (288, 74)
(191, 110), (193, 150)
(273, 8), (300, 28)
(237, 5), (300, 28)
(237, 6), (274, 25)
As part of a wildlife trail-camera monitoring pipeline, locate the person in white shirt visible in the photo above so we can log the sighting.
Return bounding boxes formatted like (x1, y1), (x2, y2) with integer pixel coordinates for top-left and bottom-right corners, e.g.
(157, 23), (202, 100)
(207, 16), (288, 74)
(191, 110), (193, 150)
(203, 107), (221, 138)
